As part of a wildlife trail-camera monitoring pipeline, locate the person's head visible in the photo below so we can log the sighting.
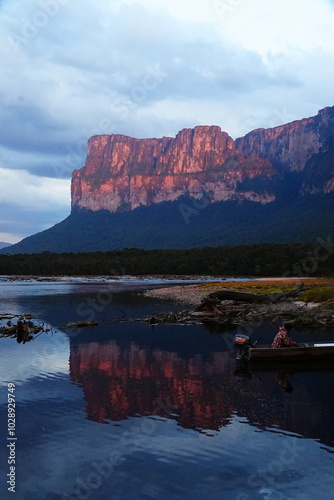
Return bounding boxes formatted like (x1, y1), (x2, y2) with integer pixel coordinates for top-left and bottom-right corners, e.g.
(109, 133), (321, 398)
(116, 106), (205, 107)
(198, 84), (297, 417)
(283, 322), (293, 332)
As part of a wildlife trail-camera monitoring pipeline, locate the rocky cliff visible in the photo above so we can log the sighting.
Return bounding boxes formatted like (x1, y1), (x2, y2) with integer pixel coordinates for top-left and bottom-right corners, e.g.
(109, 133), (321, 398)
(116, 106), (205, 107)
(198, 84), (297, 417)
(3, 105), (334, 254)
(71, 106), (334, 213)
(235, 107), (334, 172)
(71, 127), (276, 213)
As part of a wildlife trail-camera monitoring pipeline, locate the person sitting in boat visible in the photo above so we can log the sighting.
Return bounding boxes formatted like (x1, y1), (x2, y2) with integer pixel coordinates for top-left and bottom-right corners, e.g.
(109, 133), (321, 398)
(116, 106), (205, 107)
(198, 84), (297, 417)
(271, 323), (298, 348)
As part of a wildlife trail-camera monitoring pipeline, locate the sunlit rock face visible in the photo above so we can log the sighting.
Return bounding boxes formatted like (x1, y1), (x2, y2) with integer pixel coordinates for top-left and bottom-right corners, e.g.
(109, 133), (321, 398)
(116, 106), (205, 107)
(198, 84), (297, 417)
(71, 106), (334, 213)
(71, 126), (276, 212)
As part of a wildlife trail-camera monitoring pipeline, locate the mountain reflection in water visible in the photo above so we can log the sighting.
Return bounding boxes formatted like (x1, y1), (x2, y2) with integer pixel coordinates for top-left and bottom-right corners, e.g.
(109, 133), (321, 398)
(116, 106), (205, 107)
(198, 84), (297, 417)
(1, 279), (334, 500)
(69, 336), (334, 447)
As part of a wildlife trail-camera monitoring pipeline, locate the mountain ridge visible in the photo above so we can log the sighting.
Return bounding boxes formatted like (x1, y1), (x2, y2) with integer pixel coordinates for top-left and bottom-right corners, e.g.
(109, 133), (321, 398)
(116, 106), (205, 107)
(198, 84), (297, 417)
(71, 106), (334, 215)
(2, 105), (334, 254)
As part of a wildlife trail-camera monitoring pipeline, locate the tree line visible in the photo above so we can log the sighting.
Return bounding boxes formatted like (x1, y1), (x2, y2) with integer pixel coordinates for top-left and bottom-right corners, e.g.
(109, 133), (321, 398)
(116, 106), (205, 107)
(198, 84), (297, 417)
(0, 243), (333, 277)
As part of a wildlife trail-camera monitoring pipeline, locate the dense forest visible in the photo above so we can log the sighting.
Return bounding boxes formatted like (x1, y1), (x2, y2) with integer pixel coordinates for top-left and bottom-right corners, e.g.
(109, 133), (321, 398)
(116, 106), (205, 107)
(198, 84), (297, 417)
(0, 243), (333, 277)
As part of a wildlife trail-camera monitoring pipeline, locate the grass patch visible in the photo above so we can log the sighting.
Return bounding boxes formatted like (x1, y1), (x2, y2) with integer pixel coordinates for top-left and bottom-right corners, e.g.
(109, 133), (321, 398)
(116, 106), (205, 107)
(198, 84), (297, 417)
(300, 287), (334, 303)
(197, 278), (334, 298)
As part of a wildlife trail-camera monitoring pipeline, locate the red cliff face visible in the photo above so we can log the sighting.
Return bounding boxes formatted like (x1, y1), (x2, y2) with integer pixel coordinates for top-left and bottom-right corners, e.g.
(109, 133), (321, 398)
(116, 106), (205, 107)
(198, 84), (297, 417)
(69, 340), (262, 429)
(69, 339), (329, 442)
(71, 106), (334, 213)
(71, 125), (276, 212)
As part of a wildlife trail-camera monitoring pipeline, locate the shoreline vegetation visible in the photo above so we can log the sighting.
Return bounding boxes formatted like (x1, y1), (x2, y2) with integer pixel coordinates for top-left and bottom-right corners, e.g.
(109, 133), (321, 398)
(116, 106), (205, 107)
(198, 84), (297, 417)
(1, 238), (334, 334)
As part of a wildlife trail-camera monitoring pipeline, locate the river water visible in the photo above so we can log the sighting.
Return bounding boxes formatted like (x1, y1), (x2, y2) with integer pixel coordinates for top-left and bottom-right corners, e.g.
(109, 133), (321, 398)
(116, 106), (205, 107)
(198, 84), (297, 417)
(0, 278), (334, 500)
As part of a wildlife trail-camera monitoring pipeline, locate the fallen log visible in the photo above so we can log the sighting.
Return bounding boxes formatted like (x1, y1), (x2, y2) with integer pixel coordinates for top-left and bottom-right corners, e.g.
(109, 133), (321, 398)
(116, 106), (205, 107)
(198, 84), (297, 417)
(197, 283), (306, 310)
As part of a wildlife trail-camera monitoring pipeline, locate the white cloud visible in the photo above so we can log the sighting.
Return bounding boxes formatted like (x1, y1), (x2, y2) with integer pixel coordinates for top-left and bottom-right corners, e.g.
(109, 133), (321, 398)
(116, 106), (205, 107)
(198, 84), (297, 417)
(1, 0), (333, 158)
(123, 0), (216, 23)
(0, 166), (70, 211)
(122, 0), (334, 56)
(0, 166), (70, 242)
(0, 232), (19, 244)
(213, 0), (334, 56)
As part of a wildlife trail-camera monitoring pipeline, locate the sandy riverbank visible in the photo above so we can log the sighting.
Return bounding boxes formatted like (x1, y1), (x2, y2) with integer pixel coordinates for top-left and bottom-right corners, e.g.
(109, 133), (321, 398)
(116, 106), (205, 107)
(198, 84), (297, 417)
(145, 277), (334, 306)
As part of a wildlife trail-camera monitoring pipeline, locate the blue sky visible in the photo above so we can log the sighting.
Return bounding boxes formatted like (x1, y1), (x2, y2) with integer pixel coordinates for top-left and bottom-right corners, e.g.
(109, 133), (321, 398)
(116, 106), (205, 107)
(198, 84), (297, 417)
(1, 0), (334, 243)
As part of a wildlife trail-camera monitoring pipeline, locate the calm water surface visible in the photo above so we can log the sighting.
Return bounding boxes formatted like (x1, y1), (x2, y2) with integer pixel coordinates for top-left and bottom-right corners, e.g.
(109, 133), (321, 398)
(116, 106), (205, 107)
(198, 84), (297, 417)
(0, 279), (334, 500)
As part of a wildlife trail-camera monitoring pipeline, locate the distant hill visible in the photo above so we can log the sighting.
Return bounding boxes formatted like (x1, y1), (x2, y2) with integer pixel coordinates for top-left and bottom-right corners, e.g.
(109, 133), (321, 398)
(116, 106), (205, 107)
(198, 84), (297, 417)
(0, 242), (12, 250)
(2, 105), (334, 254)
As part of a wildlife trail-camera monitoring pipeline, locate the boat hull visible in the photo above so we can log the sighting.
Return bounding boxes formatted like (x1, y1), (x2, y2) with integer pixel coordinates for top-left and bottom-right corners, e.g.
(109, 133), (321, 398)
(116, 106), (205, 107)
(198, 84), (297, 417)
(247, 342), (334, 363)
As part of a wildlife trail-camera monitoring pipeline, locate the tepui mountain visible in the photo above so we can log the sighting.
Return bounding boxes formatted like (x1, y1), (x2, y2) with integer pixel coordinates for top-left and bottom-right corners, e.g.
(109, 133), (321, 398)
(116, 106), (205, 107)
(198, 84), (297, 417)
(3, 105), (334, 254)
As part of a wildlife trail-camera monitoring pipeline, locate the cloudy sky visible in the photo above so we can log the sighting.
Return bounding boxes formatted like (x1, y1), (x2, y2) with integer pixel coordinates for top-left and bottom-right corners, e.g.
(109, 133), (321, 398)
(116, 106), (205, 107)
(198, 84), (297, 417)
(1, 0), (334, 244)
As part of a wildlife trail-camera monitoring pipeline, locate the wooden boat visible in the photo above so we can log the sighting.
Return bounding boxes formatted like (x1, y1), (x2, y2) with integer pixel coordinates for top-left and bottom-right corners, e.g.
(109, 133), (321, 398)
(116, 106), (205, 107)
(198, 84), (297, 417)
(247, 342), (334, 363)
(234, 334), (334, 363)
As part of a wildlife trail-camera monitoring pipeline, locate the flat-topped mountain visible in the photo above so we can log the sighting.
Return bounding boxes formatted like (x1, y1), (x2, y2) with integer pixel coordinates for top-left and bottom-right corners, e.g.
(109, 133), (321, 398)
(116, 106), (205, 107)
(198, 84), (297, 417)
(3, 106), (334, 254)
(71, 106), (334, 215)
(71, 126), (275, 213)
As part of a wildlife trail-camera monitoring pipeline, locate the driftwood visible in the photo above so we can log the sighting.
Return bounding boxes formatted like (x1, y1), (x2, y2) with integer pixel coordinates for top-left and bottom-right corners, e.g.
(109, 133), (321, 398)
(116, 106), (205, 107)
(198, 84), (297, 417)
(0, 317), (45, 343)
(61, 320), (99, 329)
(197, 283), (307, 311)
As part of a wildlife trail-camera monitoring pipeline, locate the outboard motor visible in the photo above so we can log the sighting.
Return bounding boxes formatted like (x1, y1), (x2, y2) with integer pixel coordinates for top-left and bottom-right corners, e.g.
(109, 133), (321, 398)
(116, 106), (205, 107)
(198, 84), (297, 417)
(234, 334), (252, 359)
